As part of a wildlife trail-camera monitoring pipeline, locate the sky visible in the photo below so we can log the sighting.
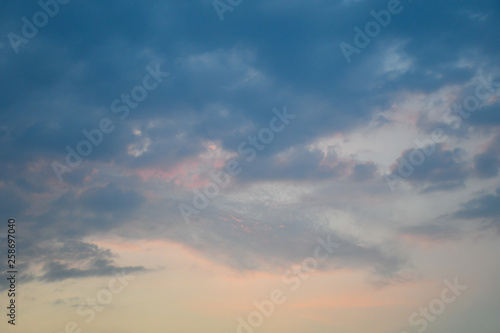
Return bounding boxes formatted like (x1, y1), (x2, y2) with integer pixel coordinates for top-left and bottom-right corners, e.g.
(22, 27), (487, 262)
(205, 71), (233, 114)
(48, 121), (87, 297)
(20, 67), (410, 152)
(0, 0), (500, 332)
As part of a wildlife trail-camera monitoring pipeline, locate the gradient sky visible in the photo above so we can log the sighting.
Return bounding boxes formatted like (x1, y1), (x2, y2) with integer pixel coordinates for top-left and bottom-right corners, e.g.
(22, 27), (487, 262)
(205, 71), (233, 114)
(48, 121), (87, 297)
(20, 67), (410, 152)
(1, 0), (500, 332)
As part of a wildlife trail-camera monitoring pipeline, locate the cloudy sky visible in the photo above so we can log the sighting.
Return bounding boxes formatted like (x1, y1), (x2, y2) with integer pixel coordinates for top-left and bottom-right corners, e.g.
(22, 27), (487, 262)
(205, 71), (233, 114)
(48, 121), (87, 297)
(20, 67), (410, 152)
(1, 0), (499, 332)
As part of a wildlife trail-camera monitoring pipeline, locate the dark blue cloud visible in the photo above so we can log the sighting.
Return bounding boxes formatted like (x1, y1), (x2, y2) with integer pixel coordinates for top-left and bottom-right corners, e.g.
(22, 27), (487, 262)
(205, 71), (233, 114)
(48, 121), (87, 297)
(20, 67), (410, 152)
(1, 0), (497, 173)
(79, 183), (144, 213)
(389, 144), (471, 192)
(474, 134), (500, 178)
(454, 188), (500, 231)
(351, 162), (378, 181)
(454, 188), (500, 219)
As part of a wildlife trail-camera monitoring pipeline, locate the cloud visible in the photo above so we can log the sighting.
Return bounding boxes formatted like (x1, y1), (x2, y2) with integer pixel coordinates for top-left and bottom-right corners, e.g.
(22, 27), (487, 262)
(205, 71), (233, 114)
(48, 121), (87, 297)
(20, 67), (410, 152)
(468, 103), (500, 127)
(0, 239), (147, 290)
(0, 0), (499, 292)
(170, 196), (407, 280)
(454, 188), (500, 231)
(350, 161), (378, 181)
(79, 183), (145, 213)
(399, 223), (461, 242)
(0, 187), (28, 217)
(473, 134), (500, 178)
(389, 144), (470, 192)
(40, 260), (146, 282)
(233, 146), (344, 182)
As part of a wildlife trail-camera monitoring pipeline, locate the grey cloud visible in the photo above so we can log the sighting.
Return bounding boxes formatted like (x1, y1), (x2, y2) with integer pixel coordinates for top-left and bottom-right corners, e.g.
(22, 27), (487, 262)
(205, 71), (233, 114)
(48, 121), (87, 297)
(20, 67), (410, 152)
(399, 223), (461, 241)
(169, 199), (406, 280)
(0, 239), (145, 290)
(40, 261), (146, 282)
